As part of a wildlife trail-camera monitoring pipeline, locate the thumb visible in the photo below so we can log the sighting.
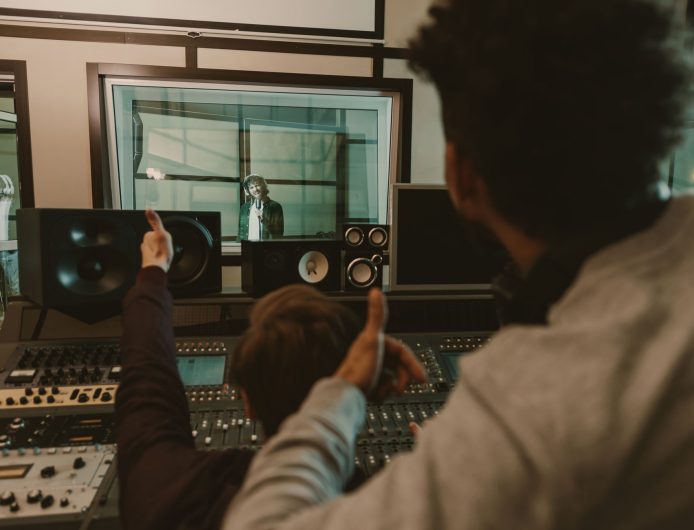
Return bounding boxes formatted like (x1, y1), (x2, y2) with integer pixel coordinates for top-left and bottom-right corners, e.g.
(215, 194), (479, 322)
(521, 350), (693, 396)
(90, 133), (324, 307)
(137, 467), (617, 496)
(364, 288), (387, 336)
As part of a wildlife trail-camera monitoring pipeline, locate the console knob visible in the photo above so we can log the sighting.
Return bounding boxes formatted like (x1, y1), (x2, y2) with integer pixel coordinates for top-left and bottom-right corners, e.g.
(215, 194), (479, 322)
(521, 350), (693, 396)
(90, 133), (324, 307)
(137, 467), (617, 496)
(77, 393), (89, 403)
(73, 457), (86, 470)
(5, 397), (15, 406)
(0, 491), (15, 505)
(60, 497), (70, 508)
(40, 495), (54, 509)
(26, 489), (42, 503)
(9, 501), (19, 512)
(40, 465), (56, 478)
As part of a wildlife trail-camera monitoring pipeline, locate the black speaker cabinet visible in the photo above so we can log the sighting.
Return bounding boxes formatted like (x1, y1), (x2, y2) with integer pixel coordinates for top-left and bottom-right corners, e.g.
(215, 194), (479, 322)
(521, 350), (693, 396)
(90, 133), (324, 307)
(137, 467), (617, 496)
(242, 239), (341, 296)
(342, 223), (389, 251)
(17, 208), (221, 320)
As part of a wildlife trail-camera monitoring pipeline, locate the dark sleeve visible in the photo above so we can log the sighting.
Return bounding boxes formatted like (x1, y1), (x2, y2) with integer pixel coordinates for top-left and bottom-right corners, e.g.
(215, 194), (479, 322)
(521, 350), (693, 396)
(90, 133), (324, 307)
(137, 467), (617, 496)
(268, 201), (284, 239)
(239, 203), (249, 241)
(116, 266), (254, 530)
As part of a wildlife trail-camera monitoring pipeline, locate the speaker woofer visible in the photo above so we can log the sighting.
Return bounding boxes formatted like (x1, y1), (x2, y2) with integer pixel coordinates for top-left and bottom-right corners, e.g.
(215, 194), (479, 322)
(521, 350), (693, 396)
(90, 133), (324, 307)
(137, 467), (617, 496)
(55, 249), (130, 296)
(346, 257), (378, 288)
(165, 216), (213, 287)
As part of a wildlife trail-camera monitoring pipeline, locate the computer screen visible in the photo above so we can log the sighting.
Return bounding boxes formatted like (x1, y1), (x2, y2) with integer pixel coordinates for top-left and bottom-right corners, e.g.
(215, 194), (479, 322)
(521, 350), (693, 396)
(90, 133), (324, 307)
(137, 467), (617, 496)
(390, 183), (508, 291)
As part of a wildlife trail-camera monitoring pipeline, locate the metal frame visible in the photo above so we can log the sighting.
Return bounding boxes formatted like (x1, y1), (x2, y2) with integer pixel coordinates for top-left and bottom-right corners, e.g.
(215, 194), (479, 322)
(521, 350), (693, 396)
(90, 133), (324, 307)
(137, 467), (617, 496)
(0, 60), (34, 208)
(0, 0), (385, 40)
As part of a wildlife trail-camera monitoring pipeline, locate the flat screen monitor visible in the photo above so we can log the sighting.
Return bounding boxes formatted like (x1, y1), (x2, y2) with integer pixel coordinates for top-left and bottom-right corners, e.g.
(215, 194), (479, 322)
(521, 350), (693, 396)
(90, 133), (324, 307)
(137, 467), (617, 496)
(389, 183), (508, 291)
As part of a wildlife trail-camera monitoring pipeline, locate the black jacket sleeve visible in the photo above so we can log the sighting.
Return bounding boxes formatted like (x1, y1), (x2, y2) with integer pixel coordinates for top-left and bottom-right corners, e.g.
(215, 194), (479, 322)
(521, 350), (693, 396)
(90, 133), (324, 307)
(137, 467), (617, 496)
(116, 267), (254, 530)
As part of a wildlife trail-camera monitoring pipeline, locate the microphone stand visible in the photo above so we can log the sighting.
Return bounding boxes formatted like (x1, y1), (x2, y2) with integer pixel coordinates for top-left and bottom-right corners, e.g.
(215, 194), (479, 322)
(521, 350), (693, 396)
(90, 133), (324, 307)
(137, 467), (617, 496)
(255, 198), (263, 241)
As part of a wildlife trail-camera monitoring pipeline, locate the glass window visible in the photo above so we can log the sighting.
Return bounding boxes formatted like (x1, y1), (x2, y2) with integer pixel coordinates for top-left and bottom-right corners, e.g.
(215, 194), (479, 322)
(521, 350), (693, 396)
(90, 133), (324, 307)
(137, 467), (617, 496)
(0, 76), (20, 241)
(669, 121), (694, 192)
(104, 79), (402, 252)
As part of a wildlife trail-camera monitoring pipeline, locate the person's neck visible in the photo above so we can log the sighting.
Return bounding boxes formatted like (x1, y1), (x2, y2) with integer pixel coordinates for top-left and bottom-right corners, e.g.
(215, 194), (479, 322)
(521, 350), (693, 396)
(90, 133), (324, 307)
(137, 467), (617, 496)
(487, 215), (546, 276)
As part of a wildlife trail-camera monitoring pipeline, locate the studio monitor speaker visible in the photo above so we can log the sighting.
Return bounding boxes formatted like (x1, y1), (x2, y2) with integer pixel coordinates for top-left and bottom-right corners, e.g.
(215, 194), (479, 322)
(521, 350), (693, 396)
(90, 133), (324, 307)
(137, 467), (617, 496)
(17, 208), (221, 320)
(342, 224), (388, 291)
(241, 239), (341, 296)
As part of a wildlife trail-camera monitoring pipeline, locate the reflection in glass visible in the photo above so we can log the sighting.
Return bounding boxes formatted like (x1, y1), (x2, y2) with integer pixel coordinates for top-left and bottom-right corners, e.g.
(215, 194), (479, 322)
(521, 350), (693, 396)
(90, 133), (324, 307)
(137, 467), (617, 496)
(106, 81), (398, 250)
(669, 121), (694, 192)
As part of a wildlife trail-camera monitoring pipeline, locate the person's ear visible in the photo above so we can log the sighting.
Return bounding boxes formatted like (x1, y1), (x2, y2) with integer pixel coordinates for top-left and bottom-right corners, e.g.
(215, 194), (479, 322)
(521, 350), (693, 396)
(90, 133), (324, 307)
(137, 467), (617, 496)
(240, 388), (257, 420)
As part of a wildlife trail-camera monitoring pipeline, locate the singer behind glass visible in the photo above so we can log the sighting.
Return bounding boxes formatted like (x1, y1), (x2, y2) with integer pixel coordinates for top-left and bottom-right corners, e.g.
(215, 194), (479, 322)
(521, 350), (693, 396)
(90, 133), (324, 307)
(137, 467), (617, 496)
(238, 174), (284, 241)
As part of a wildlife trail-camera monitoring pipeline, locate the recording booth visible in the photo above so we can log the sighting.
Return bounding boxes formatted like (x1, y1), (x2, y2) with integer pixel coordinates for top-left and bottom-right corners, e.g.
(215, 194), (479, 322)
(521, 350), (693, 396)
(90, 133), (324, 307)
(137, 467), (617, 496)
(0, 7), (508, 526)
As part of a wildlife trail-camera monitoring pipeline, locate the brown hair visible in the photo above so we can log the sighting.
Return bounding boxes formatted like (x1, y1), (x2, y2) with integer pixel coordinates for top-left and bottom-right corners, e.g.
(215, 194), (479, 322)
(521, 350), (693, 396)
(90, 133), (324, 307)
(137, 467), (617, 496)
(230, 284), (361, 436)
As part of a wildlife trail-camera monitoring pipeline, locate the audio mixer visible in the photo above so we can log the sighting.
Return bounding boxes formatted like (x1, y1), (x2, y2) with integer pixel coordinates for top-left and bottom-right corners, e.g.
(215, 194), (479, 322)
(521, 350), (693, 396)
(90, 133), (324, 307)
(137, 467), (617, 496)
(0, 332), (490, 528)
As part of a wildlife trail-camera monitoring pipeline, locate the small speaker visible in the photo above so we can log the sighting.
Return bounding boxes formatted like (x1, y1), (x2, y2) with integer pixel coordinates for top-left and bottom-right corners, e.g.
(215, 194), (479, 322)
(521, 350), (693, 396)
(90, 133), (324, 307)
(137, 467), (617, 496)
(342, 224), (389, 251)
(242, 239), (341, 296)
(17, 208), (221, 321)
(344, 252), (384, 291)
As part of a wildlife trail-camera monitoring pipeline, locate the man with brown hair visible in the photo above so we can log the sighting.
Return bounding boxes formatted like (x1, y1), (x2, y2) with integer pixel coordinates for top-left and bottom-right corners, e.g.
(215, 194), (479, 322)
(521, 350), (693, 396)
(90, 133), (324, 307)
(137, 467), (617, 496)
(230, 284), (361, 437)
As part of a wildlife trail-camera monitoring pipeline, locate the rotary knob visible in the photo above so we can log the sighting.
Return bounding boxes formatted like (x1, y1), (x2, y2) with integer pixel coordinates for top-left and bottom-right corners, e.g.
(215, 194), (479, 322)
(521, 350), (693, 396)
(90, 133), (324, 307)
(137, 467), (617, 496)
(60, 497), (70, 508)
(40, 495), (54, 509)
(40, 465), (56, 478)
(73, 457), (86, 470)
(26, 489), (42, 504)
(9, 501), (19, 512)
(0, 491), (15, 505)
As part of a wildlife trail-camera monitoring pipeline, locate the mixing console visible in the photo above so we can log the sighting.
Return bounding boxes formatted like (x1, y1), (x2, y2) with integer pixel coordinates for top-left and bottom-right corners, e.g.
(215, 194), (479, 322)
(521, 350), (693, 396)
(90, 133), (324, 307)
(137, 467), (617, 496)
(0, 332), (491, 529)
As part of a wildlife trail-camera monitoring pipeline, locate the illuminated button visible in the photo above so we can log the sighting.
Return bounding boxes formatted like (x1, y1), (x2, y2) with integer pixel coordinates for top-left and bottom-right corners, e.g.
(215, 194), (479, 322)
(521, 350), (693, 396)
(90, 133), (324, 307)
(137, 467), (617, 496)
(204, 436), (212, 446)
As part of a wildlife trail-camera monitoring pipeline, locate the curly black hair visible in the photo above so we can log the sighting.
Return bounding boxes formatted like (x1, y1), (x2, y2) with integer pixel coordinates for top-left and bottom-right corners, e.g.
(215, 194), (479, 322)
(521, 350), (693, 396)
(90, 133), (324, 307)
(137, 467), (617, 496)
(409, 0), (690, 240)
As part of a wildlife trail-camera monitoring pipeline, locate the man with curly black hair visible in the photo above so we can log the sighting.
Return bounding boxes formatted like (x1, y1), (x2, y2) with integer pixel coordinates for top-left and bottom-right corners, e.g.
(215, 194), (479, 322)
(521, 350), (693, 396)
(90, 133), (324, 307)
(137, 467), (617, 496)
(194, 1), (694, 529)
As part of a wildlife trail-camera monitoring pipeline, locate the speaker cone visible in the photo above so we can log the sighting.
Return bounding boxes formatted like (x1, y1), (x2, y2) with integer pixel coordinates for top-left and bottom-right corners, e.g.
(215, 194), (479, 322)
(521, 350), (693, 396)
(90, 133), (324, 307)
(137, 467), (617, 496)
(165, 216), (213, 287)
(368, 227), (388, 248)
(55, 249), (130, 296)
(346, 257), (378, 288)
(344, 226), (365, 247)
(298, 250), (330, 284)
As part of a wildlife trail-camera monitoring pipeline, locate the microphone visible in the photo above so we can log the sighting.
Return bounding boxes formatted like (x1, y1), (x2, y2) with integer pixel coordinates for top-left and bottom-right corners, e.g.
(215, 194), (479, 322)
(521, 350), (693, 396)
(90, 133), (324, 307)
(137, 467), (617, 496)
(255, 198), (261, 210)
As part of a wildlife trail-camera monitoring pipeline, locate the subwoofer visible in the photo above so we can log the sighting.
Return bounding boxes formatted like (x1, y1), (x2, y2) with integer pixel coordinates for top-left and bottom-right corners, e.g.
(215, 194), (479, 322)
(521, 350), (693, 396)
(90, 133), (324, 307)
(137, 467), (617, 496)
(241, 239), (341, 296)
(17, 209), (221, 320)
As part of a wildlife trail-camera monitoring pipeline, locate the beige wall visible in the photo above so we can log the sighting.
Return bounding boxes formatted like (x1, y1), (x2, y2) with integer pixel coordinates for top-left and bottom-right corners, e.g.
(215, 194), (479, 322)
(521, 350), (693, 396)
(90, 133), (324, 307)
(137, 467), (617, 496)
(0, 37), (185, 208)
